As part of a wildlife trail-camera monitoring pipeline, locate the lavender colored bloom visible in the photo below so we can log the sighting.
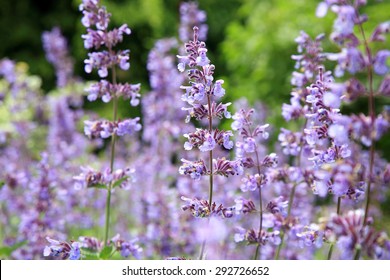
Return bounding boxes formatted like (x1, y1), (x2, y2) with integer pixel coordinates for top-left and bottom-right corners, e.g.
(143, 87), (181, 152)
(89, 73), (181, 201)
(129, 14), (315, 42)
(371, 21), (390, 42)
(373, 50), (390, 75)
(328, 47), (365, 76)
(116, 118), (142, 136)
(179, 159), (208, 180)
(234, 197), (257, 215)
(199, 133), (216, 152)
(178, 2), (208, 43)
(73, 166), (135, 190)
(43, 237), (81, 260)
(328, 124), (349, 146)
(323, 91), (341, 109)
(331, 5), (356, 37)
(0, 58), (16, 83)
(181, 196), (234, 218)
(296, 224), (323, 248)
(213, 158), (244, 177)
(327, 210), (390, 259)
(241, 174), (260, 192)
(278, 128), (302, 156)
(42, 27), (74, 87)
(111, 234), (142, 259)
(84, 118), (141, 139)
(213, 80), (225, 98)
(196, 47), (210, 66)
(315, 2), (328, 18)
(266, 196), (288, 217)
(379, 76), (390, 96)
(282, 93), (303, 121)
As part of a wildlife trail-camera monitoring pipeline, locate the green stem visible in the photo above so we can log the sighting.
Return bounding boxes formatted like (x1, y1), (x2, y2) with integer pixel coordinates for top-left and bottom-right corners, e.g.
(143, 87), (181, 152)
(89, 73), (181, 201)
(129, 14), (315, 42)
(275, 183), (296, 260)
(327, 197), (342, 260)
(354, 248), (361, 260)
(199, 240), (206, 260)
(103, 63), (118, 246)
(245, 118), (264, 260)
(254, 244), (260, 260)
(104, 187), (112, 246)
(207, 94), (214, 208)
(352, 6), (376, 260)
(353, 0), (375, 228)
(198, 93), (214, 260)
(275, 119), (307, 260)
(274, 231), (285, 260)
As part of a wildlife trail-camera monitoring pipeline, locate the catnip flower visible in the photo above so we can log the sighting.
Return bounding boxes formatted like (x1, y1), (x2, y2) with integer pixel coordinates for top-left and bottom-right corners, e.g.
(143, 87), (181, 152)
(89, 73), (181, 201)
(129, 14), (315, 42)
(42, 27), (74, 87)
(43, 237), (81, 260)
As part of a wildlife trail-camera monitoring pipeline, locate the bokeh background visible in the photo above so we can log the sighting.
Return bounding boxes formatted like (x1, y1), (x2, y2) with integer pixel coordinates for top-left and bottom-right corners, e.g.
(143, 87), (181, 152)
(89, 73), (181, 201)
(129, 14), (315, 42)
(1, 0), (389, 152)
(1, 0), (390, 256)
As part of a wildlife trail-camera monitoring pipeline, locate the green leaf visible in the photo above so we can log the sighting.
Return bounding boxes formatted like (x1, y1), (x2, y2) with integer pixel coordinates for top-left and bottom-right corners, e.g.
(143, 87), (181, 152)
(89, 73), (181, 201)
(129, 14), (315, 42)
(112, 176), (129, 189)
(88, 183), (107, 190)
(0, 241), (27, 258)
(99, 246), (114, 260)
(81, 248), (99, 260)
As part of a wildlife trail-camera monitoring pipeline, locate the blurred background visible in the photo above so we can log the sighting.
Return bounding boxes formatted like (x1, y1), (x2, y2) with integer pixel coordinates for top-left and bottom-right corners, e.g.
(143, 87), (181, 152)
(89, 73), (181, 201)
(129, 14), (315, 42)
(1, 0), (389, 151)
(1, 0), (390, 257)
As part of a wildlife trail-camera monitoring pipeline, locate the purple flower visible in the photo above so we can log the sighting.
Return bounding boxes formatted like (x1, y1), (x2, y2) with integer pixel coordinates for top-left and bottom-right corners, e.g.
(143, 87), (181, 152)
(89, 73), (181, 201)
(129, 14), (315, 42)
(331, 5), (356, 37)
(278, 128), (302, 156)
(43, 237), (81, 260)
(199, 133), (216, 152)
(178, 2), (208, 43)
(111, 234), (142, 259)
(371, 21), (390, 42)
(328, 47), (365, 76)
(234, 197), (256, 214)
(328, 124), (349, 146)
(116, 118), (142, 136)
(179, 159), (208, 180)
(213, 80), (225, 98)
(196, 47), (210, 66)
(42, 27), (74, 87)
(266, 196), (288, 217)
(296, 224), (323, 248)
(374, 50), (390, 75)
(282, 93), (303, 121)
(241, 174), (260, 192)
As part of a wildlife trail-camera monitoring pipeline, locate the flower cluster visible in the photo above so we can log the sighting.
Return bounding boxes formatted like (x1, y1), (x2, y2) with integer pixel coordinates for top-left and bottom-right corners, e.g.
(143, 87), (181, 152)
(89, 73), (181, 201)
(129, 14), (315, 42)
(73, 166), (135, 190)
(42, 27), (74, 87)
(178, 27), (239, 184)
(326, 210), (390, 259)
(43, 237), (81, 260)
(80, 0), (141, 138)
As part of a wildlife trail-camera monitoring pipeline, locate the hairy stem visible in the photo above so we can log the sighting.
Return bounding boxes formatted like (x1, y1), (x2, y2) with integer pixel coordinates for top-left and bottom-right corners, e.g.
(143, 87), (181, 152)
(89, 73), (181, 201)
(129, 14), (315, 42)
(104, 64), (118, 246)
(207, 94), (214, 208)
(275, 119), (307, 259)
(327, 197), (342, 260)
(246, 118), (264, 260)
(198, 93), (214, 260)
(253, 149), (263, 259)
(353, 6), (376, 259)
(354, 1), (375, 227)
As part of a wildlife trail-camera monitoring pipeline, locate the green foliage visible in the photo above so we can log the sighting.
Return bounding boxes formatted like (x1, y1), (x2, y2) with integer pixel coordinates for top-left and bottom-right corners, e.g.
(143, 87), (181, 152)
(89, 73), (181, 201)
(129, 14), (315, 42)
(0, 241), (27, 258)
(99, 245), (114, 259)
(222, 0), (332, 108)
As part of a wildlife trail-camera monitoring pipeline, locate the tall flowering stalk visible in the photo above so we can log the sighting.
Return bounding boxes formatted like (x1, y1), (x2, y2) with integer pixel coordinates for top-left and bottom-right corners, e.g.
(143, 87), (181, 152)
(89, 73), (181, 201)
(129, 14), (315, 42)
(78, 0), (141, 248)
(42, 27), (74, 88)
(178, 26), (241, 259)
(274, 31), (328, 259)
(231, 108), (278, 259)
(316, 0), (390, 259)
